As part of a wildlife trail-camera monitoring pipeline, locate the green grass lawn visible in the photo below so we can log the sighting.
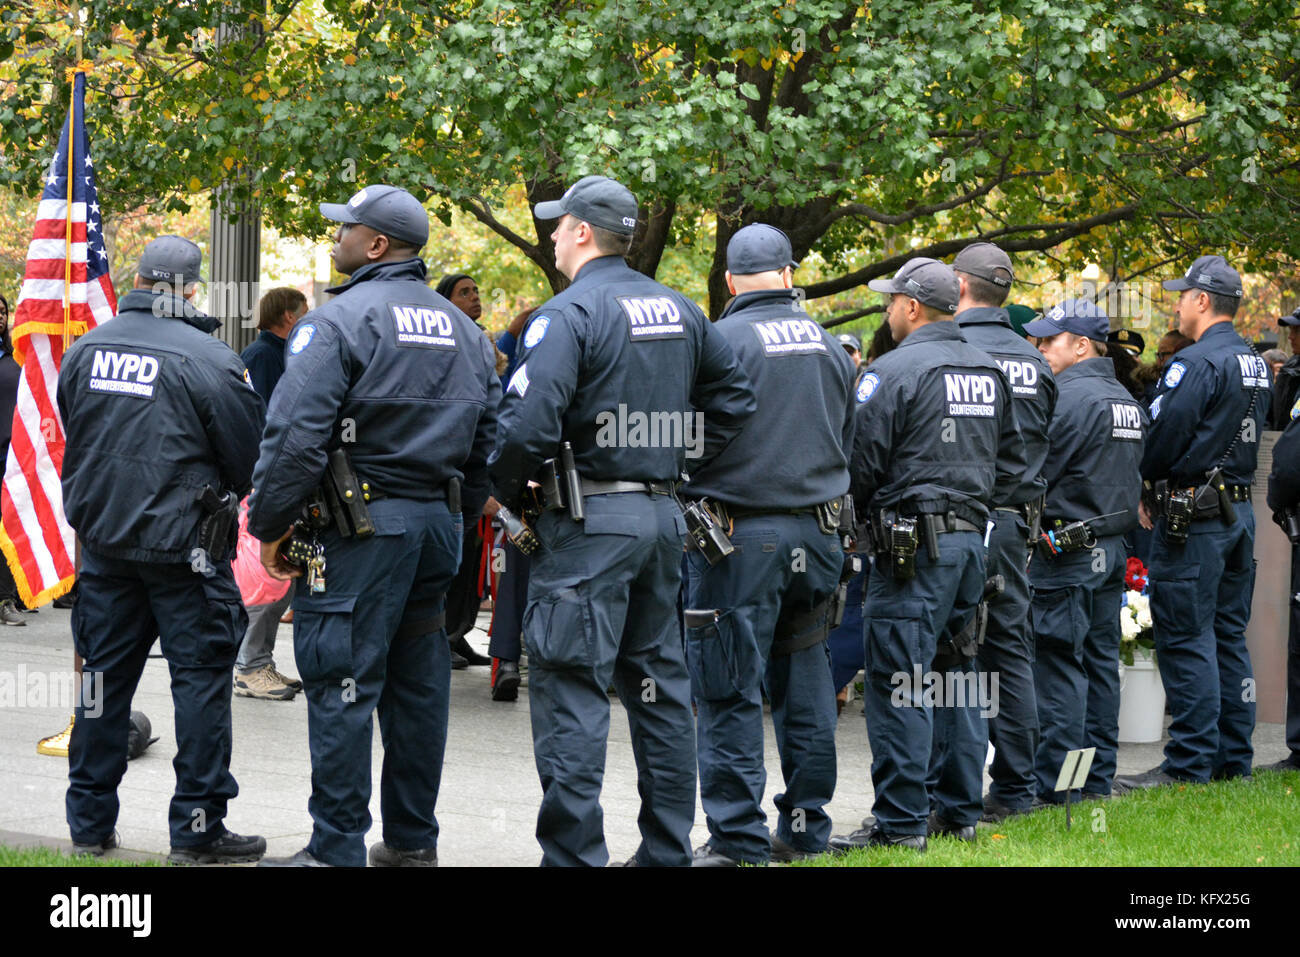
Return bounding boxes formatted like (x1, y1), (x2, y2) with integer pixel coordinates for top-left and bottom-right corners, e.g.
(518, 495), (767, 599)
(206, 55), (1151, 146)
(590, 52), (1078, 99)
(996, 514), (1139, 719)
(0, 846), (161, 867)
(799, 768), (1300, 867)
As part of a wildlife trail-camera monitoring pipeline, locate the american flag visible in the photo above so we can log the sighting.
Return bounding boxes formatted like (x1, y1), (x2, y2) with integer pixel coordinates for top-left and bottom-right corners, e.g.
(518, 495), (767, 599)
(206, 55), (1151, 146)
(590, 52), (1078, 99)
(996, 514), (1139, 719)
(0, 70), (116, 606)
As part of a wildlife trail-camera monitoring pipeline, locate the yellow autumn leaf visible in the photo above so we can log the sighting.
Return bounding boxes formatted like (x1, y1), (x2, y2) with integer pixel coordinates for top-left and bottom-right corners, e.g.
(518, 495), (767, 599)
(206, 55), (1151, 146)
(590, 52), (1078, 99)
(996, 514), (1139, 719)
(223, 156), (235, 171)
(242, 82), (253, 94)
(294, 177), (305, 188)
(991, 833), (1007, 840)
(343, 53), (357, 66)
(188, 177), (202, 192)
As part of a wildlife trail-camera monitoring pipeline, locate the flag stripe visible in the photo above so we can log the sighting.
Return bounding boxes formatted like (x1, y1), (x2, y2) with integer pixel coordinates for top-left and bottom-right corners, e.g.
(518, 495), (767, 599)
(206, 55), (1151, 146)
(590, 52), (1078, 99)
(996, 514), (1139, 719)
(1, 70), (115, 607)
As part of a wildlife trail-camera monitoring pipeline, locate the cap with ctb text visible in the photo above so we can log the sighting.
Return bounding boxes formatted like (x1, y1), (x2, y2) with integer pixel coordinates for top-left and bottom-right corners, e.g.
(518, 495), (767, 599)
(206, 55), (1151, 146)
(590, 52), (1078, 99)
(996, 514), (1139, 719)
(1161, 255), (1243, 298)
(534, 176), (639, 236)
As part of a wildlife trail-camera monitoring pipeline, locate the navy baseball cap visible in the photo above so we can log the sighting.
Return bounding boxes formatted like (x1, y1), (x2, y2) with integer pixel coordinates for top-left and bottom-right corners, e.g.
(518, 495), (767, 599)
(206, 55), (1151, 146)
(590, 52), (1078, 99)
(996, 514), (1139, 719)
(534, 175), (639, 236)
(137, 235), (205, 285)
(1278, 306), (1300, 328)
(1162, 254), (1243, 298)
(320, 184), (430, 248)
(952, 242), (1014, 288)
(726, 224), (797, 274)
(837, 332), (861, 353)
(868, 258), (960, 314)
(1023, 298), (1109, 341)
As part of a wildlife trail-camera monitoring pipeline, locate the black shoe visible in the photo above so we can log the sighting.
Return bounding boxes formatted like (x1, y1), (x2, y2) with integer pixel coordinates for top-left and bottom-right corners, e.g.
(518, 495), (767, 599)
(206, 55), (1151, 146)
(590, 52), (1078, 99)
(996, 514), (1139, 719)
(927, 813), (976, 843)
(979, 798), (1033, 823)
(1112, 766), (1187, 795)
(449, 648), (468, 670)
(258, 848), (332, 867)
(72, 830), (119, 857)
(53, 589), (78, 609)
(770, 831), (822, 863)
(828, 824), (926, 853)
(1257, 755), (1300, 773)
(368, 841), (437, 867)
(167, 830), (266, 865)
(451, 634), (492, 667)
(691, 843), (743, 867)
(491, 658), (520, 701)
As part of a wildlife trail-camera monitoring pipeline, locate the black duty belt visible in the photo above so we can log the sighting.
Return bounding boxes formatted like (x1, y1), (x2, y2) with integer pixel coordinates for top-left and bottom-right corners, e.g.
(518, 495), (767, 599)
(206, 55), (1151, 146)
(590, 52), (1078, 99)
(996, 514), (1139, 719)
(541, 477), (676, 511)
(1156, 482), (1252, 518)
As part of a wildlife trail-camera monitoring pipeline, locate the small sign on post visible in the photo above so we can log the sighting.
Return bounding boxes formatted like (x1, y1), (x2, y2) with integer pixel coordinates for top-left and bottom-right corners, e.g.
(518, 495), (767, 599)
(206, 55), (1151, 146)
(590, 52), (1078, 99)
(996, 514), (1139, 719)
(1053, 747), (1097, 829)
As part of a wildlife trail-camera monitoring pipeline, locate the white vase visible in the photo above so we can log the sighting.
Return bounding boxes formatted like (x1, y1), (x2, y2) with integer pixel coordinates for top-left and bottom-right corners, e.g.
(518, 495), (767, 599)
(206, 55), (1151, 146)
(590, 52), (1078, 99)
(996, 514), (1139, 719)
(1118, 651), (1165, 743)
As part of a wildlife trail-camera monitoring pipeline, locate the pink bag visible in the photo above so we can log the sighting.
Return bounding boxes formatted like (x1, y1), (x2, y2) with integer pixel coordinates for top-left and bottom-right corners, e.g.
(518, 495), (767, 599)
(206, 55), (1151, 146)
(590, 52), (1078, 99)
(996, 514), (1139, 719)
(233, 496), (291, 606)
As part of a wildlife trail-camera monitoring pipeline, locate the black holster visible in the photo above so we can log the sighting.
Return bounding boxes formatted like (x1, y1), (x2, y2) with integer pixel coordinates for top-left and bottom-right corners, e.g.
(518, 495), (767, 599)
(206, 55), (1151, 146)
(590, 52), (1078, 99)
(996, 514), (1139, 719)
(933, 574), (1004, 670)
(322, 448), (375, 538)
(195, 486), (239, 563)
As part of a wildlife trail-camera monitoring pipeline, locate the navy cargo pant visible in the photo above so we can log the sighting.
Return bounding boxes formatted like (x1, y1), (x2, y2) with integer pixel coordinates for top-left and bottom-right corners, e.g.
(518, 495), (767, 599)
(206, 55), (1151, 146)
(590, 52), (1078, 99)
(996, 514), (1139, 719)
(864, 531), (985, 836)
(293, 497), (460, 867)
(1030, 536), (1125, 799)
(685, 513), (841, 863)
(525, 492), (695, 867)
(976, 509), (1038, 809)
(1148, 503), (1256, 781)
(489, 539), (531, 662)
(68, 547), (246, 848)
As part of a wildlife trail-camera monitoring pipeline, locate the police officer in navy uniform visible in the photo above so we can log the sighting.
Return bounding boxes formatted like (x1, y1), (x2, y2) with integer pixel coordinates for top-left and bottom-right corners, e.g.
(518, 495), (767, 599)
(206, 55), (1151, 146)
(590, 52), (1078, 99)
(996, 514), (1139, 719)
(682, 225), (855, 866)
(829, 258), (1021, 852)
(1116, 255), (1266, 791)
(1265, 396), (1300, 773)
(489, 175), (755, 866)
(1024, 299), (1147, 800)
(251, 185), (499, 866)
(948, 242), (1057, 821)
(59, 236), (268, 862)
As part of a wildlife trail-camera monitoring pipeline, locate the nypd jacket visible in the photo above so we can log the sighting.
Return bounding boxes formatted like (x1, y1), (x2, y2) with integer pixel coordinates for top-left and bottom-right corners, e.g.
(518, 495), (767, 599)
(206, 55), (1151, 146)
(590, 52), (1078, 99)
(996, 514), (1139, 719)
(247, 258), (499, 541)
(682, 288), (855, 509)
(850, 320), (1022, 527)
(1267, 411), (1300, 513)
(1041, 357), (1147, 539)
(489, 255), (756, 506)
(1142, 322), (1269, 487)
(58, 288), (266, 563)
(955, 306), (1056, 507)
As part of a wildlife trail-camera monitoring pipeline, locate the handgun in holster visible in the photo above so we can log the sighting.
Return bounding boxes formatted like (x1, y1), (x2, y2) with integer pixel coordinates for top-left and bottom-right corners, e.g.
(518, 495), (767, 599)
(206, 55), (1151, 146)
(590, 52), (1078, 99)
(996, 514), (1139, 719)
(1023, 495), (1045, 552)
(536, 441), (586, 522)
(1203, 467), (1236, 527)
(934, 574), (1005, 669)
(683, 498), (734, 565)
(829, 552), (863, 629)
(196, 485), (239, 563)
(1279, 506), (1300, 547)
(321, 448), (375, 538)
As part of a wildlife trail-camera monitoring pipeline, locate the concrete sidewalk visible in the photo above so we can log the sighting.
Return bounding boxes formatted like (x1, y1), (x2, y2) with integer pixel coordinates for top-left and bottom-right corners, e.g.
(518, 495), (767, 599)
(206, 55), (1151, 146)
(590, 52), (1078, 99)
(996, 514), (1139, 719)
(0, 605), (1288, 866)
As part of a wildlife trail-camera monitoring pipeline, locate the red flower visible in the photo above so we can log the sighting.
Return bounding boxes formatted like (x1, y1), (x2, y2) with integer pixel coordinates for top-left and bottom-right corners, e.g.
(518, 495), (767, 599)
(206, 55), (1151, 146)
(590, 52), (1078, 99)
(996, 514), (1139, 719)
(1125, 556), (1149, 593)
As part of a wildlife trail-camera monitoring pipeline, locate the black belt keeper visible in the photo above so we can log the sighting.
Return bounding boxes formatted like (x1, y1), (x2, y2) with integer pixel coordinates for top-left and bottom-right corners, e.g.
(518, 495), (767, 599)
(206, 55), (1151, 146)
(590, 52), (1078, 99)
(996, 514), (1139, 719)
(396, 609), (447, 639)
(771, 599), (833, 657)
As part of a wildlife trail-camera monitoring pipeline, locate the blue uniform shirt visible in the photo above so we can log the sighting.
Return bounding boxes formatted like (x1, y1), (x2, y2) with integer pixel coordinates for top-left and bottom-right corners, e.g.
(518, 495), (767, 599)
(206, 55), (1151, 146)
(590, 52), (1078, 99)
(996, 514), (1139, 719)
(682, 288), (855, 509)
(1041, 356), (1147, 538)
(488, 255), (756, 505)
(1142, 321), (1269, 486)
(240, 329), (287, 404)
(850, 320), (1021, 526)
(955, 306), (1057, 507)
(248, 258), (500, 541)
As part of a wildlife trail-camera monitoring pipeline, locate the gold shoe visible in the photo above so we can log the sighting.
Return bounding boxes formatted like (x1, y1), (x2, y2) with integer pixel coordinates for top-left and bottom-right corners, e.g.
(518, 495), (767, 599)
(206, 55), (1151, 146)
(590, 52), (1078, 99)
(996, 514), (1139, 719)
(37, 715), (75, 757)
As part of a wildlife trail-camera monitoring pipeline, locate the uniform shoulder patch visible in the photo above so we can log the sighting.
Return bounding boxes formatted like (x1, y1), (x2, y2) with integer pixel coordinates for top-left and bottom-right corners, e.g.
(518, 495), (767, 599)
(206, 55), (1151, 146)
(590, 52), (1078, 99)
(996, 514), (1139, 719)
(856, 371), (880, 404)
(1149, 394), (1163, 420)
(523, 315), (550, 349)
(289, 323), (316, 355)
(1163, 360), (1186, 389)
(1290, 395), (1300, 421)
(243, 368), (254, 389)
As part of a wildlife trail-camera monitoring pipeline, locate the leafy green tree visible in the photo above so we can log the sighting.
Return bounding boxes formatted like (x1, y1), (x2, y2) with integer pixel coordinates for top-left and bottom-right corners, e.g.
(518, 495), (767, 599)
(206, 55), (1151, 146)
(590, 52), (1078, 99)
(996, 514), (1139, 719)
(2, 0), (1296, 320)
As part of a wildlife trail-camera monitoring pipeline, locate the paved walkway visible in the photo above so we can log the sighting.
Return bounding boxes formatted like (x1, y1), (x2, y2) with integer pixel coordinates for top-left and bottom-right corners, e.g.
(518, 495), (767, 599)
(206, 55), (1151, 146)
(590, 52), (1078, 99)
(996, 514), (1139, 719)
(0, 605), (1287, 865)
